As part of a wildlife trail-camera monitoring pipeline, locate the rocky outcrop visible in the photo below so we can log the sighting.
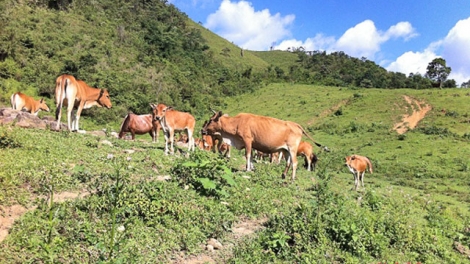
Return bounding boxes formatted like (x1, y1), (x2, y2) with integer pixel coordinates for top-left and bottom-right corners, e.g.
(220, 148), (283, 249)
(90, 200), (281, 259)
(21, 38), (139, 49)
(0, 108), (107, 135)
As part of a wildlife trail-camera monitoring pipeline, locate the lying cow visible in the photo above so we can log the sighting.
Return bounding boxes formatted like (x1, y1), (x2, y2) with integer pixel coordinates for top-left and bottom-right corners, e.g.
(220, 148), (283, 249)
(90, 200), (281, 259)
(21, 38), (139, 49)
(10, 92), (50, 115)
(55, 74), (112, 131)
(150, 103), (195, 155)
(202, 111), (324, 180)
(297, 141), (318, 171)
(118, 113), (161, 142)
(345, 154), (373, 190)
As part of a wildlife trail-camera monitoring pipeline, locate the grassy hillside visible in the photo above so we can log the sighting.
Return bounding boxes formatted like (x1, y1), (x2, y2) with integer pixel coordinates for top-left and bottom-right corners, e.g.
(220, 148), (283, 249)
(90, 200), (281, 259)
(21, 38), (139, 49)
(1, 84), (470, 263)
(187, 20), (270, 73)
(251, 50), (299, 72)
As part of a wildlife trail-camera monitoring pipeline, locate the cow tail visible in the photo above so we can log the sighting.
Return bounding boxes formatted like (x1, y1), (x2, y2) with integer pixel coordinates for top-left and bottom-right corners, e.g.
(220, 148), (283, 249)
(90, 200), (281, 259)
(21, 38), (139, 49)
(119, 114), (130, 138)
(299, 124), (328, 150)
(366, 156), (373, 173)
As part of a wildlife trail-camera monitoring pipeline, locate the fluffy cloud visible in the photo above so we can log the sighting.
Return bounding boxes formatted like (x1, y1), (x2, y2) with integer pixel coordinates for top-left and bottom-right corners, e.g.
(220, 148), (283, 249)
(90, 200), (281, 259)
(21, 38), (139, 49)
(386, 17), (470, 85)
(205, 0), (294, 50)
(276, 20), (417, 60)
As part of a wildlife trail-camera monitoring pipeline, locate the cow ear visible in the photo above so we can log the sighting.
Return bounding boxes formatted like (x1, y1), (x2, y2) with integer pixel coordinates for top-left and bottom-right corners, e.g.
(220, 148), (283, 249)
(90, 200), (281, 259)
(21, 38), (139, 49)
(351, 155), (356, 160)
(40, 98), (44, 103)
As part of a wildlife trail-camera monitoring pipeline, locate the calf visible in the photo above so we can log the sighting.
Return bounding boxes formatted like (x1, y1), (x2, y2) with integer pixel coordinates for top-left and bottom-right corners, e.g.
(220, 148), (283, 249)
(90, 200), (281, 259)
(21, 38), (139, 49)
(10, 92), (50, 115)
(297, 141), (318, 171)
(345, 154), (373, 190)
(150, 103), (195, 155)
(118, 113), (161, 142)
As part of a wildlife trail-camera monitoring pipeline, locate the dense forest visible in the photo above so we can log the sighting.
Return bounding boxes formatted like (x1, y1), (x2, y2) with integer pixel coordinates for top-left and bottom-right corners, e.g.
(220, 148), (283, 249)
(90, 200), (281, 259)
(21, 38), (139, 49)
(0, 0), (458, 124)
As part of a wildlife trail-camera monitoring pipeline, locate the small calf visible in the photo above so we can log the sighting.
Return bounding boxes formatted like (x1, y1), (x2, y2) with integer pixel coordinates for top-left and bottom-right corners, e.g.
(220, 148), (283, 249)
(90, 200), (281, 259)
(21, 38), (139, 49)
(345, 154), (373, 190)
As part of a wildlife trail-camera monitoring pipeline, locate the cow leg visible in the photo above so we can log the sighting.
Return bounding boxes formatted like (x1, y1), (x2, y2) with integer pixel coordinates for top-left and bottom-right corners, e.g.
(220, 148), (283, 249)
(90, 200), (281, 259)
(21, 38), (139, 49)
(281, 149), (291, 179)
(66, 103), (75, 131)
(360, 171), (365, 189)
(163, 130), (170, 155)
(169, 129), (175, 155)
(73, 101), (86, 132)
(290, 149), (298, 180)
(131, 131), (136, 140)
(187, 129), (194, 152)
(244, 143), (253, 171)
(354, 172), (359, 190)
(305, 156), (311, 171)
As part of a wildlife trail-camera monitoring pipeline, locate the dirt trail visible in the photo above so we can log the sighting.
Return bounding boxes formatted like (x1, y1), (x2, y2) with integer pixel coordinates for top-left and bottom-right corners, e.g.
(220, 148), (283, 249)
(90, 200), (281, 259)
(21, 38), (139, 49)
(393, 95), (432, 134)
(174, 217), (268, 264)
(307, 99), (349, 125)
(0, 191), (89, 243)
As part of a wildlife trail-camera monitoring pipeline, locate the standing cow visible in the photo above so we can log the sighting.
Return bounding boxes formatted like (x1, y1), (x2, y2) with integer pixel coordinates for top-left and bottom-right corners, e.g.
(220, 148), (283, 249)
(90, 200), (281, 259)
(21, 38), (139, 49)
(345, 154), (373, 190)
(10, 92), (50, 115)
(55, 74), (112, 131)
(118, 113), (161, 142)
(202, 111), (324, 180)
(150, 103), (195, 155)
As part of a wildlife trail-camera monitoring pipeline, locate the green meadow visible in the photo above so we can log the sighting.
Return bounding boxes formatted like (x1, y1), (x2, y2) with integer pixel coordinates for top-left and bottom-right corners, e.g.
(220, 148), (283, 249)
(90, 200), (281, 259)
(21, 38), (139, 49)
(1, 83), (470, 263)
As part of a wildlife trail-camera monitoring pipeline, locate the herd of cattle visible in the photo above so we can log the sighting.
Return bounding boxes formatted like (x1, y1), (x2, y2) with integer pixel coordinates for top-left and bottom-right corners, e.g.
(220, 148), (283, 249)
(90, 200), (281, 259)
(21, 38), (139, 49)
(9, 74), (373, 189)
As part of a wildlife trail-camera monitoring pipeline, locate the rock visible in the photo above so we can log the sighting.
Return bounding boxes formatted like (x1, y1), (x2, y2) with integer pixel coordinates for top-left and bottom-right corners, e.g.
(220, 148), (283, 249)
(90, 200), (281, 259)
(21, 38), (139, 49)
(207, 238), (223, 250)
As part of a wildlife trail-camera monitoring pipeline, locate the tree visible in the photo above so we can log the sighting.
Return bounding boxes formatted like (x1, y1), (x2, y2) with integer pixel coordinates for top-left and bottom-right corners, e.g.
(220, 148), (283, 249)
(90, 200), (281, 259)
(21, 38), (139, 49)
(425, 58), (451, 88)
(461, 80), (470, 88)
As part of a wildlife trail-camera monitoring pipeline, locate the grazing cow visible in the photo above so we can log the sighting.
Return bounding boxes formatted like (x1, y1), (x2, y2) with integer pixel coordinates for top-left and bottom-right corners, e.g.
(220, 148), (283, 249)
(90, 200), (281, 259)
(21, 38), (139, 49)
(118, 113), (161, 142)
(55, 74), (112, 131)
(202, 111), (324, 180)
(345, 154), (373, 190)
(201, 120), (232, 158)
(150, 103), (195, 155)
(297, 141), (318, 171)
(10, 92), (50, 115)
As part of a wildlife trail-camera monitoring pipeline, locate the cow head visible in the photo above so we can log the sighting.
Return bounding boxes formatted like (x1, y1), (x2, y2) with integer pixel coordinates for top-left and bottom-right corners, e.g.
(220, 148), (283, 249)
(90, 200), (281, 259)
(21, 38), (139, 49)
(98, 89), (112, 109)
(39, 98), (50, 112)
(201, 110), (223, 135)
(150, 103), (170, 121)
(345, 155), (356, 166)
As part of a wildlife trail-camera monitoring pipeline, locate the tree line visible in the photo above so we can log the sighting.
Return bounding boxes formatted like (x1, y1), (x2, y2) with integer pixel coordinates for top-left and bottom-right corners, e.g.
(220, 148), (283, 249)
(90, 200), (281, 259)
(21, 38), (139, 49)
(268, 49), (461, 89)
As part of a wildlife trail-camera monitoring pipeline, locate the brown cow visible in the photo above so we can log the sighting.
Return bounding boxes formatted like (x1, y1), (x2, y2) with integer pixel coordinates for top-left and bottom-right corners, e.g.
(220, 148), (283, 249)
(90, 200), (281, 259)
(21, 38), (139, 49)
(55, 74), (112, 131)
(297, 141), (318, 171)
(345, 154), (373, 190)
(150, 103), (195, 155)
(10, 92), (50, 116)
(118, 113), (161, 142)
(202, 111), (324, 180)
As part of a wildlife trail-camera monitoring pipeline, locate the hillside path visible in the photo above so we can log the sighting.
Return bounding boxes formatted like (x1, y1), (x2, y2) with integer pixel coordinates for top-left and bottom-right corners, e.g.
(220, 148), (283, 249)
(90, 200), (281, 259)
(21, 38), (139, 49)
(393, 95), (432, 134)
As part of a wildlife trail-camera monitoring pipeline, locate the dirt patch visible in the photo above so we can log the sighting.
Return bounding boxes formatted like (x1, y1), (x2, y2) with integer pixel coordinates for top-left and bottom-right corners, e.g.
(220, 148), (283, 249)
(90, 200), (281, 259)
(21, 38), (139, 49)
(0, 190), (89, 243)
(174, 217), (268, 264)
(307, 99), (349, 125)
(393, 95), (432, 134)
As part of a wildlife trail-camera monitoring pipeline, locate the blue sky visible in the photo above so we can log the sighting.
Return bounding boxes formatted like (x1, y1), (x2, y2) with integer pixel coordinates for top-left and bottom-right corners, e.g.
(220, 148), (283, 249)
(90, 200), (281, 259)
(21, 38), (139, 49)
(170, 0), (470, 85)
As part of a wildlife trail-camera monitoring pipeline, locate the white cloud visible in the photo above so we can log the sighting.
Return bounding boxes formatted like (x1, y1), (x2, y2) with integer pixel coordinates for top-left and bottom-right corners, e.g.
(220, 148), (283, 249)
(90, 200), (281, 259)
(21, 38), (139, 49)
(387, 17), (470, 85)
(205, 0), (294, 50)
(275, 33), (336, 51)
(386, 49), (437, 75)
(275, 20), (416, 60)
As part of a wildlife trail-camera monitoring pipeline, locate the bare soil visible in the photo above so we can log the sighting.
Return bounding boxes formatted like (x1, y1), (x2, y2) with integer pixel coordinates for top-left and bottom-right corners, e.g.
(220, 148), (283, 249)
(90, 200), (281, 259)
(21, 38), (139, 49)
(393, 95), (432, 134)
(0, 191), (89, 243)
(173, 217), (268, 264)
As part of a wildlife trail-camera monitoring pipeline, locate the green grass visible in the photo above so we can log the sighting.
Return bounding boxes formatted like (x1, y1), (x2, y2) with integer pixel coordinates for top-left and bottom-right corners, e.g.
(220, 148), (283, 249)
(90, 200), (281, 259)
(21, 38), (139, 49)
(1, 84), (470, 263)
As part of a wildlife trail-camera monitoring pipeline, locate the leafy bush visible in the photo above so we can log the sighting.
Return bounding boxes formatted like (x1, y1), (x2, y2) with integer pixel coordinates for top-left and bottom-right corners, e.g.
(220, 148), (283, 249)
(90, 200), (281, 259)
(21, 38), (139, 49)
(0, 127), (22, 148)
(170, 150), (237, 199)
